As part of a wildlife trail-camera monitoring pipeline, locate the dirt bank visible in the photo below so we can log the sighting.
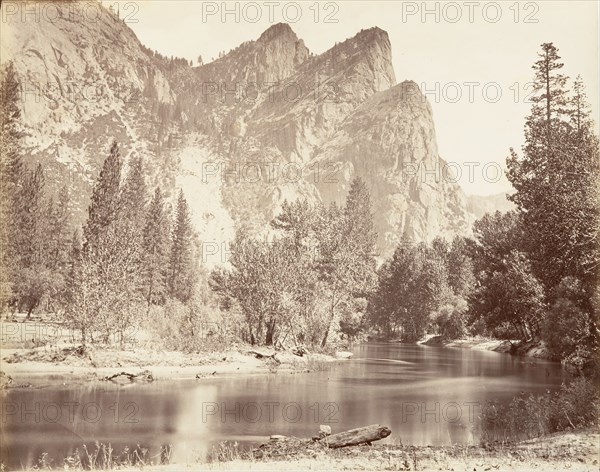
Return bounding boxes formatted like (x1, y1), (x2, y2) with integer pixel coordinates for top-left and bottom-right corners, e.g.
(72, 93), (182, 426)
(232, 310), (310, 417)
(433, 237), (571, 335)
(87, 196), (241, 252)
(419, 335), (553, 359)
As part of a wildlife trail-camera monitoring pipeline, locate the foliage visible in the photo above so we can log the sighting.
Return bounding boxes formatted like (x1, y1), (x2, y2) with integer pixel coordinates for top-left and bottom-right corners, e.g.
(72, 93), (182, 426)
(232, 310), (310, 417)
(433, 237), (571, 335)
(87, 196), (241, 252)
(542, 277), (599, 370)
(142, 187), (171, 308)
(368, 236), (473, 342)
(212, 177), (378, 347)
(168, 190), (198, 304)
(471, 249), (545, 340)
(481, 377), (599, 442)
(507, 43), (600, 292)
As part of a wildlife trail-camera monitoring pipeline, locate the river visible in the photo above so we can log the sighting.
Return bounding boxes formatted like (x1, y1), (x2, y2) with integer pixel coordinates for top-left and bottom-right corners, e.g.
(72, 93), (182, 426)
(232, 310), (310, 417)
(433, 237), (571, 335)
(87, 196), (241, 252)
(1, 343), (568, 469)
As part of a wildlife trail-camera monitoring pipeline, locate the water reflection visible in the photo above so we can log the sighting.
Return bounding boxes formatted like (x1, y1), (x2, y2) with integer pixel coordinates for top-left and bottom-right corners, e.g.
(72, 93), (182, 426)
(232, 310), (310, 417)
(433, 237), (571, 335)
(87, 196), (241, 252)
(1, 343), (568, 469)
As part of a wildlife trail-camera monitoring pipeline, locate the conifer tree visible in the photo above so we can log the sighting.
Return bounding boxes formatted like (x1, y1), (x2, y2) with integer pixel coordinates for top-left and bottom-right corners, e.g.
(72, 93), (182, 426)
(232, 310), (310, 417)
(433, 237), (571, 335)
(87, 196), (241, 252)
(0, 62), (23, 309)
(507, 43), (600, 291)
(84, 141), (122, 252)
(168, 190), (197, 304)
(120, 155), (148, 228)
(142, 187), (171, 309)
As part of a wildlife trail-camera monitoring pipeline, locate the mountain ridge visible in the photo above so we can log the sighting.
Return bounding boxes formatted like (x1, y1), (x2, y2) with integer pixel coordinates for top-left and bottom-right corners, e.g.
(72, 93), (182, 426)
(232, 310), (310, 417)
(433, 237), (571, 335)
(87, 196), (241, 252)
(2, 2), (497, 263)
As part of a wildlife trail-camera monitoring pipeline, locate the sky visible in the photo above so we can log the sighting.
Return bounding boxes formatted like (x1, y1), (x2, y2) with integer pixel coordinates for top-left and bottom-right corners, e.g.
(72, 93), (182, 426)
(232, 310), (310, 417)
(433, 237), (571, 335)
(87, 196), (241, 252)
(115, 0), (599, 196)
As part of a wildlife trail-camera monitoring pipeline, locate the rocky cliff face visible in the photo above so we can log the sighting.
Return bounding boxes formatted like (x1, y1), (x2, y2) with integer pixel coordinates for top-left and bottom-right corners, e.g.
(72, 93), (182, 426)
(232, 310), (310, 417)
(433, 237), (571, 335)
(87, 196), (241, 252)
(2, 1), (475, 263)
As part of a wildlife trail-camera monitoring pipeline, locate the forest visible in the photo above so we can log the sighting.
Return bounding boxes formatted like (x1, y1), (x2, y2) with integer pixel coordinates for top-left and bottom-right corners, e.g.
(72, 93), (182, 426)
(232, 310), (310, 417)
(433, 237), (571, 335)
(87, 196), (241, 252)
(0, 42), (598, 374)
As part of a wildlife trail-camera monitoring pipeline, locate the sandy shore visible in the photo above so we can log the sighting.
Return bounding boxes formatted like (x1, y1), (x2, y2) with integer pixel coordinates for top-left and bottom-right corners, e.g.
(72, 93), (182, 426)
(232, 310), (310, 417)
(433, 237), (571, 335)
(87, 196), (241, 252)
(0, 345), (350, 388)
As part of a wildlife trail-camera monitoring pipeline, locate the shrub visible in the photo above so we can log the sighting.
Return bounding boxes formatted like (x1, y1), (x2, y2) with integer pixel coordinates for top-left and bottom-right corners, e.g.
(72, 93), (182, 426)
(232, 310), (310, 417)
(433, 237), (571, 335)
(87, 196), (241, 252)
(542, 277), (596, 369)
(434, 296), (468, 340)
(480, 377), (599, 442)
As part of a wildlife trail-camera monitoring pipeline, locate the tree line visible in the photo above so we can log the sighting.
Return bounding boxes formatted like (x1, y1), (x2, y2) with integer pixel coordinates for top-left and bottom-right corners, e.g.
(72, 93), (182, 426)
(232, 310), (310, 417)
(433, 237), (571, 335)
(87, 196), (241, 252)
(1, 62), (200, 347)
(367, 43), (599, 371)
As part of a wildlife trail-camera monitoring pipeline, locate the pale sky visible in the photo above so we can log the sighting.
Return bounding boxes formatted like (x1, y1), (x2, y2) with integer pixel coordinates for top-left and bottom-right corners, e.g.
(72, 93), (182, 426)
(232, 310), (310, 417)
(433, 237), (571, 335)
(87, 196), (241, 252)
(116, 0), (599, 196)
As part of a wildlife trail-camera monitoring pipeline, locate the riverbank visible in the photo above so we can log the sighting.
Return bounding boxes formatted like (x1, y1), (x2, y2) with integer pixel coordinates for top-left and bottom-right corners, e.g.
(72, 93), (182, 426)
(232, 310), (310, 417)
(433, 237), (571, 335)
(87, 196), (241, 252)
(0, 320), (351, 387)
(0, 345), (352, 388)
(15, 429), (600, 471)
(419, 335), (552, 359)
(217, 429), (599, 472)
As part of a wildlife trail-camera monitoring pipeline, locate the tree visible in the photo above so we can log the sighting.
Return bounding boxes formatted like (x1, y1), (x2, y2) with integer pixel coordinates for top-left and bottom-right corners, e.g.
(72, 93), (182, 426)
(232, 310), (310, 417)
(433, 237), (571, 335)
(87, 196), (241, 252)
(12, 164), (52, 317)
(0, 62), (23, 309)
(45, 186), (72, 274)
(214, 179), (379, 347)
(83, 141), (122, 252)
(142, 187), (171, 309)
(120, 155), (148, 228)
(0, 62), (22, 186)
(67, 142), (145, 347)
(529, 42), (569, 147)
(507, 44), (600, 291)
(543, 277), (598, 368)
(168, 190), (197, 304)
(367, 243), (431, 341)
(270, 200), (322, 346)
(317, 178), (378, 347)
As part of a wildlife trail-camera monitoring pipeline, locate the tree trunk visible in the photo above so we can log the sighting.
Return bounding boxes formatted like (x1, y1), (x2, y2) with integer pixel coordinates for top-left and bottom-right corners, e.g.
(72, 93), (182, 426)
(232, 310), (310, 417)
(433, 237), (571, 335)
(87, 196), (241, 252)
(321, 293), (337, 347)
(319, 424), (391, 448)
(265, 319), (276, 346)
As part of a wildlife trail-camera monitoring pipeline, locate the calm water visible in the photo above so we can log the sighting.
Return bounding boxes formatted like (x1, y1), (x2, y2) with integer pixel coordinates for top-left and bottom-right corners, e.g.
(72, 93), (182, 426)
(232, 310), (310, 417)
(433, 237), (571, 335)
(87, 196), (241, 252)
(1, 343), (568, 469)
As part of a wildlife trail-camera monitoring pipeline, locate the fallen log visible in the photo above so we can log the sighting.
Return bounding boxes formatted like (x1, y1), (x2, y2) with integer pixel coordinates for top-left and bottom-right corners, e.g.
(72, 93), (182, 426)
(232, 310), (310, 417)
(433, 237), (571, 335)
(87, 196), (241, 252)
(103, 370), (154, 382)
(247, 350), (276, 359)
(247, 350), (281, 364)
(317, 424), (391, 448)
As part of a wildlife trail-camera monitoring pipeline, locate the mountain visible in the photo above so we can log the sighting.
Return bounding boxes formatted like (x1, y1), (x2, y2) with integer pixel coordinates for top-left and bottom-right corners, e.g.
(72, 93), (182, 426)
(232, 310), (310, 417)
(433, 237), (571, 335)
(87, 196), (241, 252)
(2, 1), (483, 263)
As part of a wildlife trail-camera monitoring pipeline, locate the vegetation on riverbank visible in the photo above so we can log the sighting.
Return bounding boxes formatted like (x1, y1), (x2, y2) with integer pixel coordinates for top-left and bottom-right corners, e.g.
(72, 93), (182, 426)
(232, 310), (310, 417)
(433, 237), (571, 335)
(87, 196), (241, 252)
(1, 41), (599, 371)
(0, 317), (347, 387)
(368, 43), (599, 377)
(15, 429), (599, 471)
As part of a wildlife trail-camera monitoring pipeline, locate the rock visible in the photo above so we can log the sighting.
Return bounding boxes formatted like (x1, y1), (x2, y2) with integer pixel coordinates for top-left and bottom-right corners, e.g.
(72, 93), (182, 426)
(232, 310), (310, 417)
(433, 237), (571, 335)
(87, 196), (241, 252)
(2, 6), (486, 260)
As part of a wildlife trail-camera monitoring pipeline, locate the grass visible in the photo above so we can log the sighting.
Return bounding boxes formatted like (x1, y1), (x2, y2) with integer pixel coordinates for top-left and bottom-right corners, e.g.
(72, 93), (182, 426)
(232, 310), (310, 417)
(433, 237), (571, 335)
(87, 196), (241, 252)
(8, 427), (598, 471)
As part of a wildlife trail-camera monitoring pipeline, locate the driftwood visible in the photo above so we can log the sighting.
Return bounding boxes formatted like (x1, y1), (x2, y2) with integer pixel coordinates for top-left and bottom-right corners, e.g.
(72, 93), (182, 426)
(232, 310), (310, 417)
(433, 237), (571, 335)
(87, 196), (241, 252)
(103, 370), (154, 382)
(269, 424), (391, 449)
(256, 424), (391, 459)
(316, 424), (391, 448)
(247, 350), (281, 364)
(247, 350), (275, 359)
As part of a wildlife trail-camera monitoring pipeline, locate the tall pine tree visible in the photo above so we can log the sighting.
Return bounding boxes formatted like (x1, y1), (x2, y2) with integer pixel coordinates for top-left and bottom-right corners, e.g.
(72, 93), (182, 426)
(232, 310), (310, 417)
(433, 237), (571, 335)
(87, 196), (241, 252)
(142, 187), (171, 309)
(168, 190), (197, 304)
(84, 141), (122, 252)
(507, 43), (600, 291)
